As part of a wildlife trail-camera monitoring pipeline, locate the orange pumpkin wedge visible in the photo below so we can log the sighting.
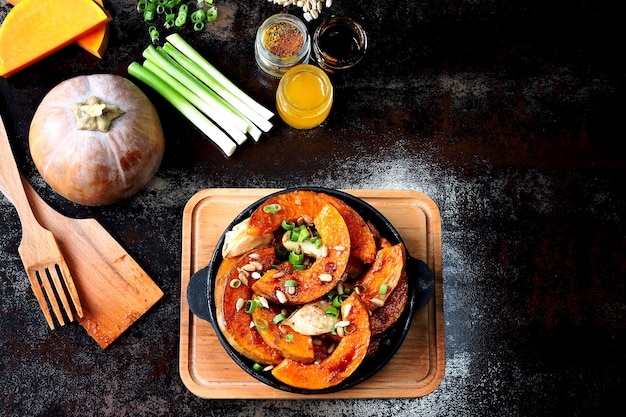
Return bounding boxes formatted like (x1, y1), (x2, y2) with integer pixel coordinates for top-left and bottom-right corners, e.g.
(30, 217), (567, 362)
(271, 293), (371, 390)
(369, 269), (409, 336)
(0, 0), (111, 77)
(247, 190), (377, 264)
(252, 204), (351, 305)
(251, 303), (315, 363)
(216, 246), (283, 365)
(353, 243), (406, 311)
(6, 0), (110, 59)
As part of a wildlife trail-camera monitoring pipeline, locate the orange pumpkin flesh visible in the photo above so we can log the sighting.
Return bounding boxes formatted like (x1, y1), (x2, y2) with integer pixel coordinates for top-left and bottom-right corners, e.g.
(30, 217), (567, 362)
(251, 303), (315, 363)
(216, 246), (283, 365)
(29, 74), (165, 206)
(369, 269), (409, 336)
(252, 203), (351, 305)
(271, 293), (371, 390)
(353, 243), (406, 311)
(247, 190), (377, 263)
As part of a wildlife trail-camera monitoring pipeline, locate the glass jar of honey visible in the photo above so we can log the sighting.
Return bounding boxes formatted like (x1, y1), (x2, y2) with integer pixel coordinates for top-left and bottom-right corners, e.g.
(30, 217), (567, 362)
(275, 64), (333, 129)
(255, 14), (311, 78)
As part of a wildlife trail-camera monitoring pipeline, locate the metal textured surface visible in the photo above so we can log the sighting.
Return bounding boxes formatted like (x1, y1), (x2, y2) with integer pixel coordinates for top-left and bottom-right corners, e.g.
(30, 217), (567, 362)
(1, 0), (625, 415)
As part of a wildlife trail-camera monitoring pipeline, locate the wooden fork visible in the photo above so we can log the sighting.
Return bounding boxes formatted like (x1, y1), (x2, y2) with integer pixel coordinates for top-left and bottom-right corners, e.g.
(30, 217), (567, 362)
(0, 114), (83, 329)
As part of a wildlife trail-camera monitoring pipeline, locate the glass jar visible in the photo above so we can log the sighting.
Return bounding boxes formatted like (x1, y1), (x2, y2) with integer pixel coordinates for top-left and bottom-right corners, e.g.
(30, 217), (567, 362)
(255, 14), (311, 78)
(312, 16), (368, 72)
(276, 64), (333, 129)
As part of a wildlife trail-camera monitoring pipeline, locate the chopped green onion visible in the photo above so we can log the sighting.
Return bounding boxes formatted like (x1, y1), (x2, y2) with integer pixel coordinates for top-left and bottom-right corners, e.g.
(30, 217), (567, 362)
(292, 264), (307, 271)
(281, 220), (295, 230)
(206, 6), (218, 21)
(326, 306), (339, 318)
(332, 294), (346, 308)
(148, 26), (160, 43)
(255, 318), (269, 331)
(310, 236), (322, 249)
(284, 280), (299, 287)
(193, 21), (204, 31)
(127, 62), (237, 156)
(285, 334), (294, 343)
(289, 250), (304, 265)
(297, 226), (310, 242)
(263, 203), (281, 214)
(289, 229), (300, 242)
(252, 363), (264, 371)
(272, 313), (286, 324)
(379, 283), (389, 295)
(229, 279), (241, 288)
(244, 300), (258, 314)
(191, 9), (206, 23)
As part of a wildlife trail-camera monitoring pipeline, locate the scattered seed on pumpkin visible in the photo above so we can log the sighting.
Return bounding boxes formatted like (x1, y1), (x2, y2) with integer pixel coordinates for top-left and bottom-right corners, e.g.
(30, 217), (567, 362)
(371, 298), (385, 308)
(319, 273), (332, 282)
(236, 298), (245, 311)
(248, 253), (261, 259)
(276, 290), (288, 304)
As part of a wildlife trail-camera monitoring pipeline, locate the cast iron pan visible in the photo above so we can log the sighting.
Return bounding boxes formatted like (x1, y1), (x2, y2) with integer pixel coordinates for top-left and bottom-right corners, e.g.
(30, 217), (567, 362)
(187, 187), (435, 394)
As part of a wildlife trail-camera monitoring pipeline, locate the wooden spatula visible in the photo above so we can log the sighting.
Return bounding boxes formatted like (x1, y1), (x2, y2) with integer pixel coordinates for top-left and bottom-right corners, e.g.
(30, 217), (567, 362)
(0, 173), (164, 348)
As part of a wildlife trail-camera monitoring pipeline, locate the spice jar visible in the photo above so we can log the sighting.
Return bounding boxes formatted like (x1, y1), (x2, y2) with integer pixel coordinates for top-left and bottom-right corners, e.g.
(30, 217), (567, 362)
(312, 16), (368, 72)
(276, 64), (333, 130)
(255, 14), (311, 78)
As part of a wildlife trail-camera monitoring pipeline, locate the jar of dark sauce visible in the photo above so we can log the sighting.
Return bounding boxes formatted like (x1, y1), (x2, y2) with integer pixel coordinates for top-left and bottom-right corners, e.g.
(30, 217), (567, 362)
(313, 16), (368, 72)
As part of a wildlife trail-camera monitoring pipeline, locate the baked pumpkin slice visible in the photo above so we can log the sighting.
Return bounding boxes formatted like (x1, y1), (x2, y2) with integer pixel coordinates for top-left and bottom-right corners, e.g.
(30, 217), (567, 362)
(251, 302), (315, 363)
(215, 246), (283, 365)
(353, 243), (406, 311)
(247, 190), (377, 264)
(369, 269), (409, 336)
(252, 203), (351, 305)
(271, 292), (372, 390)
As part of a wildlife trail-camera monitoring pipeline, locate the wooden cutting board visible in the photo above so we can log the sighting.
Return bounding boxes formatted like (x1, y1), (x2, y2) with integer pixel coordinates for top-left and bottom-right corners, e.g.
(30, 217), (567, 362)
(179, 188), (444, 399)
(0, 175), (164, 348)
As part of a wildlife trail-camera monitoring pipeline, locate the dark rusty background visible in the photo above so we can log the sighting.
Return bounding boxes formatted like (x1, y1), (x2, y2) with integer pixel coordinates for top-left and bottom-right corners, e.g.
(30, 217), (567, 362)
(1, 1), (625, 415)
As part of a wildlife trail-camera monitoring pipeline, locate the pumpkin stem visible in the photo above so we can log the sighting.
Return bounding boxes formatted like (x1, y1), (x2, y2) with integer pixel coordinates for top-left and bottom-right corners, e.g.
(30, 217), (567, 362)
(72, 96), (125, 132)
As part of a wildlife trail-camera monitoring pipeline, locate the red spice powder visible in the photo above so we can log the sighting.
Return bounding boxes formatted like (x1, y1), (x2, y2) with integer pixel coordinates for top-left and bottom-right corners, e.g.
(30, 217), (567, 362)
(262, 21), (304, 57)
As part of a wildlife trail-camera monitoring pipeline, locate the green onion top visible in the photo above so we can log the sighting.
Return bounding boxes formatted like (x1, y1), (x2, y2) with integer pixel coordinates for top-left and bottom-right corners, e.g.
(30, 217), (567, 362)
(263, 203), (282, 214)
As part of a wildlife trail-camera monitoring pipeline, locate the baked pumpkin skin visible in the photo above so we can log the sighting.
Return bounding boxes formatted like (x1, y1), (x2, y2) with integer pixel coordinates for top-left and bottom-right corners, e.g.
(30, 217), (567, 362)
(29, 74), (164, 206)
(247, 190), (377, 263)
(271, 292), (372, 390)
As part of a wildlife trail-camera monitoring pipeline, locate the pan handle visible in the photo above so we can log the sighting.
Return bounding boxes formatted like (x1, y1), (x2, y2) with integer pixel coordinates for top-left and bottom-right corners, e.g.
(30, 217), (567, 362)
(406, 256), (435, 311)
(187, 265), (212, 322)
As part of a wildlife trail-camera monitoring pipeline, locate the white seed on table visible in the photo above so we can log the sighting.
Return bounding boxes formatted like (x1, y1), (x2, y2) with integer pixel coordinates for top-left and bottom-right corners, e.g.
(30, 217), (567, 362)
(303, 11), (313, 21)
(326, 0), (332, 7)
(317, 0), (323, 12)
(310, 9), (319, 19)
